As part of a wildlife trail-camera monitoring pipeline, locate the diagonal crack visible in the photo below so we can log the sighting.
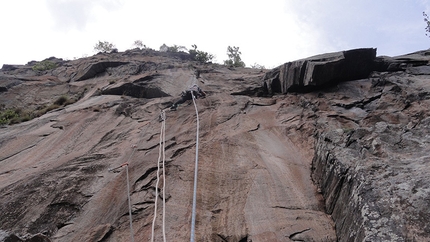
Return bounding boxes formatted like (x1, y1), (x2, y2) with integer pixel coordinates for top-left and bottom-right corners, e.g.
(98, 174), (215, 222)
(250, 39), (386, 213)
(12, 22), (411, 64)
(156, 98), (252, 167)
(171, 143), (195, 159)
(333, 94), (382, 109)
(289, 228), (311, 241)
(0, 142), (40, 162)
(248, 123), (260, 132)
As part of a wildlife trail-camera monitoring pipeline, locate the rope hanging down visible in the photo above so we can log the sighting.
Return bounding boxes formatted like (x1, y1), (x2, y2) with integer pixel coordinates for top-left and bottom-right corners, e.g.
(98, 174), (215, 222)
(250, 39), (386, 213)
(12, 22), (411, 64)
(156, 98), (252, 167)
(108, 116), (155, 242)
(107, 108), (163, 242)
(190, 93), (200, 242)
(151, 110), (167, 242)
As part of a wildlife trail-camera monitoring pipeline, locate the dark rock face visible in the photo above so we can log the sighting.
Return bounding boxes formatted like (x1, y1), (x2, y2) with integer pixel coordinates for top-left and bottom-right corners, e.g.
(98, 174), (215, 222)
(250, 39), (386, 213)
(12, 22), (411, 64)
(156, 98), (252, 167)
(373, 50), (430, 72)
(263, 48), (376, 94)
(101, 83), (169, 99)
(1, 65), (20, 71)
(100, 74), (172, 99)
(310, 58), (430, 241)
(2, 233), (51, 242)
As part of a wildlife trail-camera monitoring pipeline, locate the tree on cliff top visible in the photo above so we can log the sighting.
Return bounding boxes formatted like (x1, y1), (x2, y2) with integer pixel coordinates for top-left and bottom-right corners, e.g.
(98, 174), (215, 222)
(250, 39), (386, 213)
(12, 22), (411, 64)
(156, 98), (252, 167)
(423, 12), (430, 37)
(223, 46), (245, 67)
(132, 40), (146, 49)
(189, 44), (214, 63)
(94, 41), (116, 53)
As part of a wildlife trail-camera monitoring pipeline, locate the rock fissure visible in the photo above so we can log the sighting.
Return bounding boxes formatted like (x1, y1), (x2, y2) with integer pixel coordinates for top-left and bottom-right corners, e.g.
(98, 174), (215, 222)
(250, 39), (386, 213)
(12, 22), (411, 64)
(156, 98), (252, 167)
(288, 228), (311, 241)
(170, 143), (195, 158)
(133, 167), (159, 188)
(0, 142), (39, 162)
(271, 206), (304, 210)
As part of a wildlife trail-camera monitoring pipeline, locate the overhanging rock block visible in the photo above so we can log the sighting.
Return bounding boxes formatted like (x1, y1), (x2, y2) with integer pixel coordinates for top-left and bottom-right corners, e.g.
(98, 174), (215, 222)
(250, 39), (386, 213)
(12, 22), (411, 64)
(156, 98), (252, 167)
(263, 48), (377, 94)
(71, 61), (129, 82)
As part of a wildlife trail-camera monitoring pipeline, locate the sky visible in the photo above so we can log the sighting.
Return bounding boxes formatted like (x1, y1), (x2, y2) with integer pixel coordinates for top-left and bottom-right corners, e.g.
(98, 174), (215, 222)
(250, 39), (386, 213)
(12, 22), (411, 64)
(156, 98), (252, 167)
(1, 0), (430, 68)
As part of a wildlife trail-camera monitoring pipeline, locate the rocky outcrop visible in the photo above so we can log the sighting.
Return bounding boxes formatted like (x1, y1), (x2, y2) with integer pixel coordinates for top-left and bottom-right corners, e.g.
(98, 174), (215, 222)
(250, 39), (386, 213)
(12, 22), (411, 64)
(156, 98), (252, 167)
(373, 50), (430, 72)
(71, 61), (129, 82)
(263, 48), (376, 94)
(1, 232), (51, 242)
(1, 65), (22, 71)
(310, 55), (430, 241)
(1, 48), (429, 241)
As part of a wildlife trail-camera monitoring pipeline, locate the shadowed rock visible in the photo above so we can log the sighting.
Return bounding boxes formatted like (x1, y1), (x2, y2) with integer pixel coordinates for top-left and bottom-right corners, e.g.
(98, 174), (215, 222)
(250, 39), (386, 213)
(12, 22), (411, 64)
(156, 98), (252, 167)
(101, 83), (170, 99)
(101, 74), (170, 99)
(2, 233), (51, 242)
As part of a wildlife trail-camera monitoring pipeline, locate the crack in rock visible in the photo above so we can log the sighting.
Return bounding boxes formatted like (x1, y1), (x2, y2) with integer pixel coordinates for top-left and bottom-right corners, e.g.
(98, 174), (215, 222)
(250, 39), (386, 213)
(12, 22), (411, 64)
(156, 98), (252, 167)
(289, 228), (311, 241)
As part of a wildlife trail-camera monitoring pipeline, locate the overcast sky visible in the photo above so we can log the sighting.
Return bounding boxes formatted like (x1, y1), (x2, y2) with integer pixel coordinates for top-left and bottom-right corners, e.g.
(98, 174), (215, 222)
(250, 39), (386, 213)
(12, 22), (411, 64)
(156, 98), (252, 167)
(1, 0), (430, 68)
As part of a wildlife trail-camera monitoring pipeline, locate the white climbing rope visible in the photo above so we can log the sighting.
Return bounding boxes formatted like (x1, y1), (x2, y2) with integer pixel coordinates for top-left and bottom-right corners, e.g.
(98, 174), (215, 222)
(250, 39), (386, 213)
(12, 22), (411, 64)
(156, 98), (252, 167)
(151, 110), (167, 242)
(107, 110), (162, 242)
(162, 110), (167, 242)
(190, 93), (200, 242)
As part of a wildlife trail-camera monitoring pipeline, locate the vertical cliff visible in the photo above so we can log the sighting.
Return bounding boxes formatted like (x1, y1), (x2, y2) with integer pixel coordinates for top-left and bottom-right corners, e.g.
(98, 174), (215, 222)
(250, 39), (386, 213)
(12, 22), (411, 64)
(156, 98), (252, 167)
(0, 48), (429, 241)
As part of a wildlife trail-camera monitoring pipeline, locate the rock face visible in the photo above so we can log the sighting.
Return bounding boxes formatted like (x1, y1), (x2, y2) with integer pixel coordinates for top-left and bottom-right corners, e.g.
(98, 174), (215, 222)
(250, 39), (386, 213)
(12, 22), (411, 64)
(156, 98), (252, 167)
(0, 48), (429, 241)
(311, 64), (430, 241)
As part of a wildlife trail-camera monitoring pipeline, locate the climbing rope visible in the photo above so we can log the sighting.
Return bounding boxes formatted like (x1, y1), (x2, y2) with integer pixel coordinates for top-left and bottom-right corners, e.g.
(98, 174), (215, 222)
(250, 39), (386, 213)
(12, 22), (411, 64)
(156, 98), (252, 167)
(162, 111), (167, 242)
(108, 117), (155, 242)
(190, 93), (200, 242)
(151, 110), (167, 242)
(107, 107), (166, 242)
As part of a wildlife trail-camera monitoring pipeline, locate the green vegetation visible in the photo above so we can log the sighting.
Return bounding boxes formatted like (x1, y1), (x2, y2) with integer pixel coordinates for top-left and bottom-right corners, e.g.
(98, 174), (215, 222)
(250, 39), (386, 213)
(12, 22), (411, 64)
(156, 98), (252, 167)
(0, 109), (20, 125)
(132, 40), (146, 49)
(0, 108), (34, 125)
(159, 44), (187, 52)
(424, 12), (430, 37)
(0, 95), (76, 125)
(94, 41), (116, 53)
(189, 44), (214, 63)
(38, 104), (61, 114)
(53, 95), (75, 106)
(91, 41), (251, 67)
(32, 60), (57, 71)
(223, 46), (245, 67)
(250, 63), (266, 69)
